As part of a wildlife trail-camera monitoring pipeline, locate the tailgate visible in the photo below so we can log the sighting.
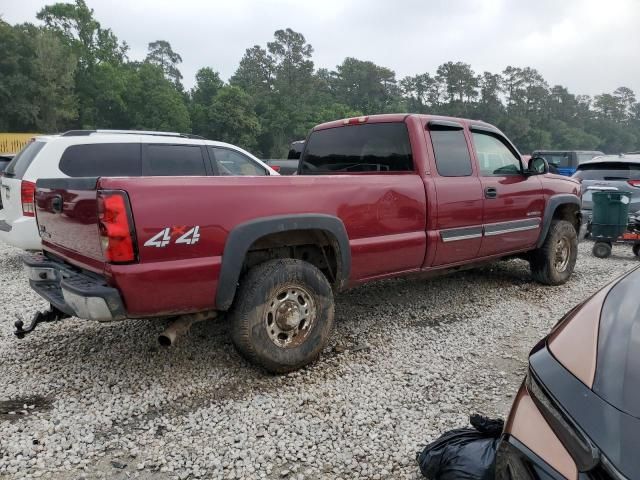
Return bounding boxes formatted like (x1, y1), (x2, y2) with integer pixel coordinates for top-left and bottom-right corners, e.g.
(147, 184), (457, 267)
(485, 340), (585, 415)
(35, 178), (105, 272)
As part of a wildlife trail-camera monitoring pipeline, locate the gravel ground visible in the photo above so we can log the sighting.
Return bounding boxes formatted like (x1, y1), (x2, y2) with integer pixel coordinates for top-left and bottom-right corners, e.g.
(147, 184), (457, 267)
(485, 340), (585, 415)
(0, 241), (637, 480)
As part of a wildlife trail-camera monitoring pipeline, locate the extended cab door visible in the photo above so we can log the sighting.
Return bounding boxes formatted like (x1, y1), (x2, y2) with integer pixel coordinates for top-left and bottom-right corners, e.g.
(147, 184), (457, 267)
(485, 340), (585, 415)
(470, 126), (544, 257)
(425, 120), (484, 266)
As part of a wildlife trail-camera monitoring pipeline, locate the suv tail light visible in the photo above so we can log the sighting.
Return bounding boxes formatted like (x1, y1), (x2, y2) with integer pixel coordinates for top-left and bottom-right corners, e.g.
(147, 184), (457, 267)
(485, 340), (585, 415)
(97, 190), (137, 263)
(628, 180), (640, 188)
(21, 181), (36, 217)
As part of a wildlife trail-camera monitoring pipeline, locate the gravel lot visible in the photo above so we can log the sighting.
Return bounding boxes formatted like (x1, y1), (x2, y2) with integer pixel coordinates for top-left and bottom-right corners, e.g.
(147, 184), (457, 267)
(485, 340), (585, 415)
(0, 241), (636, 480)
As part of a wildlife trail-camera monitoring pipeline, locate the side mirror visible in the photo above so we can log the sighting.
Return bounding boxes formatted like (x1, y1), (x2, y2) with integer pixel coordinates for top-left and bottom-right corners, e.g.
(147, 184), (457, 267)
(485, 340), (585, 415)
(528, 156), (549, 175)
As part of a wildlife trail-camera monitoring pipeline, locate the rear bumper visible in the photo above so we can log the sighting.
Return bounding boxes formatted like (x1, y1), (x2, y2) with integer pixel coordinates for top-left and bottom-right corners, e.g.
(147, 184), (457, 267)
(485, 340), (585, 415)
(0, 213), (41, 250)
(23, 253), (126, 321)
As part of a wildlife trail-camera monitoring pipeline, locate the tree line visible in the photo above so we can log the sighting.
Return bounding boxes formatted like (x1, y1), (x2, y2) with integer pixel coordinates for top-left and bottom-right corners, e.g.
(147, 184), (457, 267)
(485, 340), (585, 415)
(1, 0), (639, 158)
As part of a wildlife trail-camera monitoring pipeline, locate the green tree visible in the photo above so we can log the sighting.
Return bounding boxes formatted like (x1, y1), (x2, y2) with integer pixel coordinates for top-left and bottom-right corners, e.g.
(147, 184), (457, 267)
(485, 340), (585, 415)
(207, 86), (260, 150)
(189, 67), (224, 137)
(32, 29), (77, 131)
(331, 57), (402, 114)
(146, 40), (183, 88)
(37, 0), (129, 128)
(124, 63), (190, 132)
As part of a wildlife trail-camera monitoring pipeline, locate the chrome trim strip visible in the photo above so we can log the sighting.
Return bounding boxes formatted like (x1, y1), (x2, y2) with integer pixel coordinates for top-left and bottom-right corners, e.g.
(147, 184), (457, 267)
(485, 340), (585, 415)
(441, 233), (483, 243)
(484, 224), (540, 236)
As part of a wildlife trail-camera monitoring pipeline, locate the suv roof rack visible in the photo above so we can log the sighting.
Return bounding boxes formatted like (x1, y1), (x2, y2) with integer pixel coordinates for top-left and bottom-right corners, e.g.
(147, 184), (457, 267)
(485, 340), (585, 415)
(60, 129), (205, 140)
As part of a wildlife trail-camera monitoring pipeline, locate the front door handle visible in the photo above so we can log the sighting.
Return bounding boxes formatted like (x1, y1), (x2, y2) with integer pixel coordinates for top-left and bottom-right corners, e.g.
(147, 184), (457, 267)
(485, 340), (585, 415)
(485, 187), (497, 199)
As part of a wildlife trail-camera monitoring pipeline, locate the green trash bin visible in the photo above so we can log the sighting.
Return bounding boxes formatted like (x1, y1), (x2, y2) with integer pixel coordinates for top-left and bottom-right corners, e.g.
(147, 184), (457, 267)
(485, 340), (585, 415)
(591, 191), (631, 240)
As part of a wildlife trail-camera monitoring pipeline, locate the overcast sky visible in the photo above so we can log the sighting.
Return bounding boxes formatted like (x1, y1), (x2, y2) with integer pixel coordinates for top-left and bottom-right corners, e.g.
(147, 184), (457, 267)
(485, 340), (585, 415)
(2, 0), (639, 96)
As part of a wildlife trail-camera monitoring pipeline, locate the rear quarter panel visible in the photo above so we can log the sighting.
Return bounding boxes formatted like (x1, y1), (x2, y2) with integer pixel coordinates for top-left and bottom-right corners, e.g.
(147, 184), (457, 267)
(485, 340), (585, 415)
(99, 174), (427, 316)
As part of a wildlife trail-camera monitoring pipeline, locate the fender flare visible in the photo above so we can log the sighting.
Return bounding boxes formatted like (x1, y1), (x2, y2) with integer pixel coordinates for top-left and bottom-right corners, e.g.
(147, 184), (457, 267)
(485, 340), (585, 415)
(215, 214), (351, 311)
(537, 194), (581, 248)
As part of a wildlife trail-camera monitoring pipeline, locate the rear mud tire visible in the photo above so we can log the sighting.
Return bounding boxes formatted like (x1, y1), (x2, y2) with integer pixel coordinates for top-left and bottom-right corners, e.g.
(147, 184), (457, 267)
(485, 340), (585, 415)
(229, 258), (334, 373)
(530, 220), (578, 285)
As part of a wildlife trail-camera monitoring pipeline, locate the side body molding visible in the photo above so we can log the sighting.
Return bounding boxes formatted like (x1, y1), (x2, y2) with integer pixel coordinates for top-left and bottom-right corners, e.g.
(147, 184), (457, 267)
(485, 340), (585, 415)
(215, 214), (351, 311)
(537, 194), (581, 248)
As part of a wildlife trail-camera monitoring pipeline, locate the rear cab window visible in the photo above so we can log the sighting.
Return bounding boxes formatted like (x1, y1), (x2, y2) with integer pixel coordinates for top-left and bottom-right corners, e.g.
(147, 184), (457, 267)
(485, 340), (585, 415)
(574, 162), (640, 180)
(4, 140), (46, 179)
(59, 143), (142, 176)
(300, 123), (413, 174)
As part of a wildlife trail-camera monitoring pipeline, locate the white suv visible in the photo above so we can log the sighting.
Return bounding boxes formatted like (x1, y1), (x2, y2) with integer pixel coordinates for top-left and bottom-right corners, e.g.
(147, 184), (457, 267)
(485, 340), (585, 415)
(0, 130), (278, 250)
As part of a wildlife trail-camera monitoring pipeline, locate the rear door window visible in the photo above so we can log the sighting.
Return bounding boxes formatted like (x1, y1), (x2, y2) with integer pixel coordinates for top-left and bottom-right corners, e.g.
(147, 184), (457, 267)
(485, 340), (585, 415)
(430, 127), (473, 177)
(4, 141), (46, 179)
(210, 147), (267, 175)
(59, 143), (141, 176)
(300, 123), (413, 174)
(574, 162), (640, 180)
(144, 144), (207, 176)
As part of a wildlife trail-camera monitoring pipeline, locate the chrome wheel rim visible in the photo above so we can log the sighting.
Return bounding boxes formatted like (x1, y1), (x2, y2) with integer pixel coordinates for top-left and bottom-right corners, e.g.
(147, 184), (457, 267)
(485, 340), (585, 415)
(554, 237), (571, 272)
(265, 285), (316, 348)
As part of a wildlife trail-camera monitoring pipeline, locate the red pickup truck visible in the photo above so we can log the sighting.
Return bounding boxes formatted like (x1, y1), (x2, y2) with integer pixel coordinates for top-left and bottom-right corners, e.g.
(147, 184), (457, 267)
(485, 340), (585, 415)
(24, 114), (581, 372)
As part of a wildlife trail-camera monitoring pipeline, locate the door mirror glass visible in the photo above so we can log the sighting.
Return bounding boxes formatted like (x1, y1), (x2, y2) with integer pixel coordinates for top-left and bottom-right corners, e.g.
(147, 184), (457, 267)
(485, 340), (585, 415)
(528, 156), (549, 175)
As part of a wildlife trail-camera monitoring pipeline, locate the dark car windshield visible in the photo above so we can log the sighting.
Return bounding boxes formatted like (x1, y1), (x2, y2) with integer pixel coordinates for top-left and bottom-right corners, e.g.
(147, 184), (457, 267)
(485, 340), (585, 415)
(593, 268), (640, 419)
(573, 162), (640, 181)
(300, 123), (413, 174)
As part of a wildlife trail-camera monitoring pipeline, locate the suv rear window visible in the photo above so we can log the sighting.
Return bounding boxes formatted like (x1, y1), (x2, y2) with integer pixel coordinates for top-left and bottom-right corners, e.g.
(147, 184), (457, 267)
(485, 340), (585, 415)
(300, 123), (413, 174)
(145, 145), (207, 176)
(59, 143), (141, 176)
(573, 162), (640, 180)
(4, 141), (45, 179)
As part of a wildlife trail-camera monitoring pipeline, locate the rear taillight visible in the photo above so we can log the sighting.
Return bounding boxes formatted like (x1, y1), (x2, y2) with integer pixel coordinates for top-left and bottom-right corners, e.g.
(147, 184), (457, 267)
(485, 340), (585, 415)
(628, 180), (640, 188)
(97, 190), (137, 263)
(270, 165), (281, 172)
(21, 181), (36, 217)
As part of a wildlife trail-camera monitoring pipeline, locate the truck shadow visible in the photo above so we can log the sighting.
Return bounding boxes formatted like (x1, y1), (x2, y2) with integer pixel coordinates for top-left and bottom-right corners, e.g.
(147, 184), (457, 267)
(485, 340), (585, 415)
(3, 258), (535, 427)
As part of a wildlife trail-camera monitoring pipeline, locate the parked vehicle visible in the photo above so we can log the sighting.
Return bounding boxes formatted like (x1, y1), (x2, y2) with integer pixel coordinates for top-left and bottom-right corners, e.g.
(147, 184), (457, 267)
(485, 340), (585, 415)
(0, 153), (15, 209)
(24, 114), (581, 372)
(572, 154), (640, 235)
(0, 153), (14, 173)
(533, 150), (603, 176)
(264, 140), (305, 174)
(496, 266), (640, 480)
(0, 130), (278, 250)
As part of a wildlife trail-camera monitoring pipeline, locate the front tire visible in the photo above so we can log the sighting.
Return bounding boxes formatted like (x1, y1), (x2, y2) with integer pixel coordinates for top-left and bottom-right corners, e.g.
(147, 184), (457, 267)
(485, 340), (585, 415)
(593, 241), (612, 259)
(229, 259), (335, 373)
(530, 220), (578, 285)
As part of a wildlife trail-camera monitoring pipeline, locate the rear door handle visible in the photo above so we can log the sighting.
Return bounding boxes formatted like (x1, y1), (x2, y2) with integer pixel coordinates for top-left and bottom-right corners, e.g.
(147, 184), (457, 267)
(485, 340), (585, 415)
(485, 187), (497, 199)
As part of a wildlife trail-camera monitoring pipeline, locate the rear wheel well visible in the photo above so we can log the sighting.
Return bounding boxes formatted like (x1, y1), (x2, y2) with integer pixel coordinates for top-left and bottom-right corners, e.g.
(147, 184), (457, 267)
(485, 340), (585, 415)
(552, 203), (581, 233)
(242, 230), (341, 288)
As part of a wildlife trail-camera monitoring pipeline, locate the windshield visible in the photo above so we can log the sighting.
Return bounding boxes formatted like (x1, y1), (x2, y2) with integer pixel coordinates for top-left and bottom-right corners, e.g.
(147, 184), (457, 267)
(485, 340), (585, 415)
(573, 162), (640, 181)
(300, 123), (413, 174)
(3, 140), (45, 179)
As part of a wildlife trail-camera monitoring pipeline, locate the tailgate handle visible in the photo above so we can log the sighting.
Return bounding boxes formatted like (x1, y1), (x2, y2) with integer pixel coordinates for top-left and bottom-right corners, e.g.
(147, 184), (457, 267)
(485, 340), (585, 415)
(51, 195), (63, 213)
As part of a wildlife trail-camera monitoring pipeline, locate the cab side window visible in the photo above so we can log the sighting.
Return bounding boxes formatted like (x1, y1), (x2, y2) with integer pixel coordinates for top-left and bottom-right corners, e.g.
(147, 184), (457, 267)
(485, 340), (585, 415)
(210, 147), (267, 176)
(472, 132), (521, 176)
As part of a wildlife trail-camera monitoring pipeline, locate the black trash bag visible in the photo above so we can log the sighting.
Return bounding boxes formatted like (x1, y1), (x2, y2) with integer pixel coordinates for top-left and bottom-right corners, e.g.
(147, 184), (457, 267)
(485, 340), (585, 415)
(417, 414), (504, 480)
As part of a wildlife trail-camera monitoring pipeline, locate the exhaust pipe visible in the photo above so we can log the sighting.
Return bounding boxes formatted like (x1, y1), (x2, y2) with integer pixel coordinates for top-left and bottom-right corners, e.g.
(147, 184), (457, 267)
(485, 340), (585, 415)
(158, 311), (216, 347)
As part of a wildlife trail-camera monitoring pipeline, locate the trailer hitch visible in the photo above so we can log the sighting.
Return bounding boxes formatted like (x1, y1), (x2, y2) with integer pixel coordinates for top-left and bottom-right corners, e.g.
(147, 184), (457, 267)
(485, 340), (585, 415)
(14, 306), (70, 339)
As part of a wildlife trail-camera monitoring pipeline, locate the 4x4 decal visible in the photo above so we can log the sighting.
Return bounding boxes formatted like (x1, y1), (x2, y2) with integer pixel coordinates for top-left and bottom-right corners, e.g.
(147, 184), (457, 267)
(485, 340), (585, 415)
(144, 226), (200, 248)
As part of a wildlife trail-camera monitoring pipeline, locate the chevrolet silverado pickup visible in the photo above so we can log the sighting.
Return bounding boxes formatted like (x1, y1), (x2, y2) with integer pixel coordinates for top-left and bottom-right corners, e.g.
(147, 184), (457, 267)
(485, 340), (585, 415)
(23, 114), (581, 372)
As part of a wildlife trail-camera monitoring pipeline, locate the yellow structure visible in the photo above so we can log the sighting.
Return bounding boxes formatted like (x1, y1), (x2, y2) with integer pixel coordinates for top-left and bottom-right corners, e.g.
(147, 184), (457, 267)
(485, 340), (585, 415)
(0, 133), (41, 154)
